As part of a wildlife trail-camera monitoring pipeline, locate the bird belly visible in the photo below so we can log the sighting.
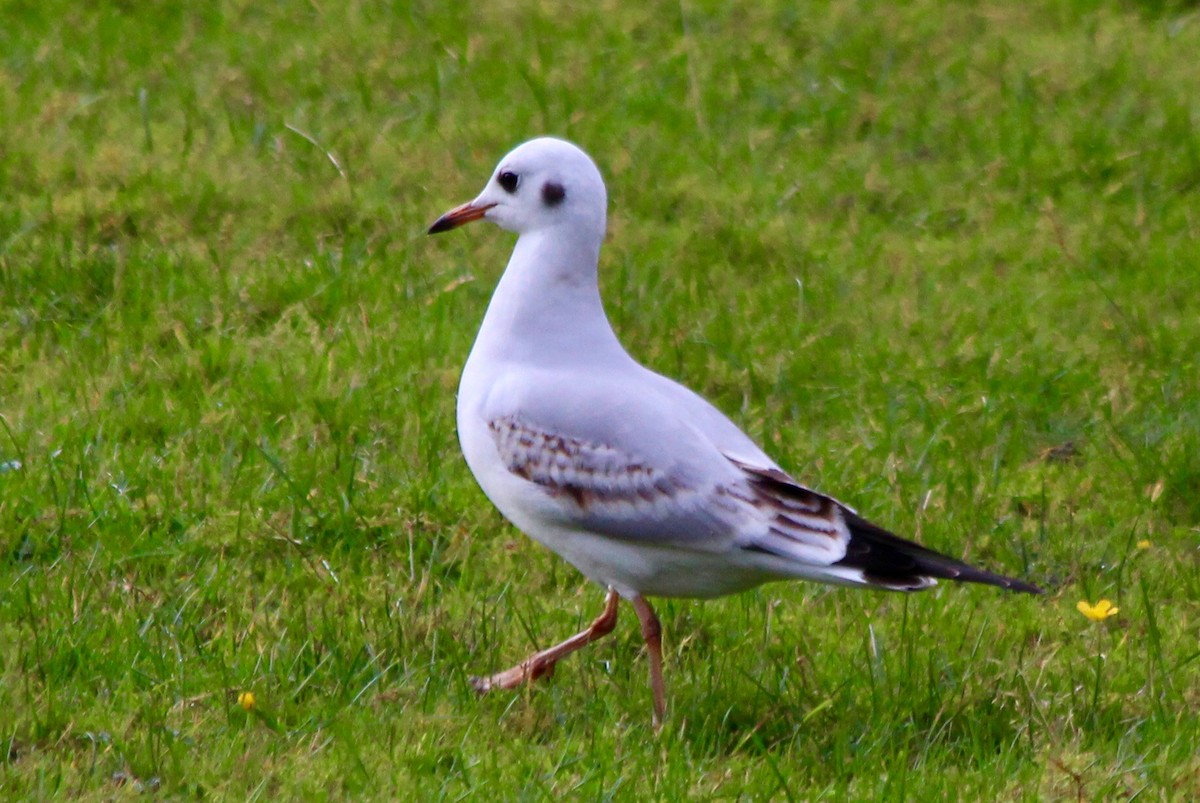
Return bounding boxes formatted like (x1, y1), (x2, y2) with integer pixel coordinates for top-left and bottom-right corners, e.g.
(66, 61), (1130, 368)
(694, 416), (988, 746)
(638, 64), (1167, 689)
(520, 523), (773, 599)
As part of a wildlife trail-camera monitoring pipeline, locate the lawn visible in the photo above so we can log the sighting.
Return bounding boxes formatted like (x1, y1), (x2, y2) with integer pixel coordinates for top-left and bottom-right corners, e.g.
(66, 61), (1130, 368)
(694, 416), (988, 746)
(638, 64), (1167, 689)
(2, 0), (1198, 798)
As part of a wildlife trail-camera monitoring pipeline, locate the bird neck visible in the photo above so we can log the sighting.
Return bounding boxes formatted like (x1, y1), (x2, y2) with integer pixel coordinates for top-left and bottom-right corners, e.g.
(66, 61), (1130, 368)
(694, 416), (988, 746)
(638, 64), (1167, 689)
(468, 226), (628, 367)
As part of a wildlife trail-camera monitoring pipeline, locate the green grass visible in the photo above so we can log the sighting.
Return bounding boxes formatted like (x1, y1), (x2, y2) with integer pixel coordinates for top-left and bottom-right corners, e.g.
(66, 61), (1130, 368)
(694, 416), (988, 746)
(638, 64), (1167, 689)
(2, 0), (1199, 798)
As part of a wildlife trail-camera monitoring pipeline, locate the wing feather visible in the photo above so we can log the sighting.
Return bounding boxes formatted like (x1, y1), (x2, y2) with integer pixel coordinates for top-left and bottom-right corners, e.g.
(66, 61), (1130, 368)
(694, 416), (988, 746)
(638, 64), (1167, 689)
(722, 457), (850, 563)
(489, 415), (688, 508)
(487, 416), (850, 565)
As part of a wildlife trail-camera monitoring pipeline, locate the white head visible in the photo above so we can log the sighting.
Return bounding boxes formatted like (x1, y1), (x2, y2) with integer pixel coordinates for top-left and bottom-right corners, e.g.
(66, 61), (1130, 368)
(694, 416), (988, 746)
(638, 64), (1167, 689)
(428, 137), (607, 244)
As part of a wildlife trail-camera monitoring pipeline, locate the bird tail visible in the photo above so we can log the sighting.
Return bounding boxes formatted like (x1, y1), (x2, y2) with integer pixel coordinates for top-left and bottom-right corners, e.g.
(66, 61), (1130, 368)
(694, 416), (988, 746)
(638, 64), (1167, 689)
(835, 510), (1044, 594)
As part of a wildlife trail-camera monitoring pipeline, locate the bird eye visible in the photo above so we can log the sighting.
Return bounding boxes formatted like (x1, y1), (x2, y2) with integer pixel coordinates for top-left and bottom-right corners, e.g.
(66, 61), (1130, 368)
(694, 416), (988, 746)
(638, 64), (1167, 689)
(497, 171), (519, 193)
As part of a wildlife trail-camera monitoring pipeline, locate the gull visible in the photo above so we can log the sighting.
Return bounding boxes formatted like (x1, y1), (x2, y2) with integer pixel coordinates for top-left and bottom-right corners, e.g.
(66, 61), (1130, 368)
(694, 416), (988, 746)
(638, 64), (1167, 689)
(428, 137), (1042, 726)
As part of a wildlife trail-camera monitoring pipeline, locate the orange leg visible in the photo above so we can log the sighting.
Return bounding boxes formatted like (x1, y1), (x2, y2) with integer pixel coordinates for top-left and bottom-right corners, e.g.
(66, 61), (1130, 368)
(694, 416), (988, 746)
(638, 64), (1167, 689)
(631, 595), (666, 728)
(471, 588), (621, 694)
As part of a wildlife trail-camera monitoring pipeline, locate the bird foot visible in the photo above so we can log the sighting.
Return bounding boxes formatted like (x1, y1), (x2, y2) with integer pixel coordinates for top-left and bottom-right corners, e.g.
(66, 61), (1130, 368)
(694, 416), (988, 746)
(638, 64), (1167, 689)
(470, 657), (557, 694)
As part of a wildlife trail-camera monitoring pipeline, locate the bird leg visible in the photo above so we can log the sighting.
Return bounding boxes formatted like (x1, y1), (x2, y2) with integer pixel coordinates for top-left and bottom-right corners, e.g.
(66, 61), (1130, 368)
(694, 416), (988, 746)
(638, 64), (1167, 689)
(471, 588), (621, 694)
(631, 595), (666, 728)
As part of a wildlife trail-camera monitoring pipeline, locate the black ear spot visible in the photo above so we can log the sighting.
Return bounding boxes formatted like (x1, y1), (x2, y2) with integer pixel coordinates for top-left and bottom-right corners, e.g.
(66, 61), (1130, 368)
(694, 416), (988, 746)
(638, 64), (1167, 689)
(541, 181), (566, 207)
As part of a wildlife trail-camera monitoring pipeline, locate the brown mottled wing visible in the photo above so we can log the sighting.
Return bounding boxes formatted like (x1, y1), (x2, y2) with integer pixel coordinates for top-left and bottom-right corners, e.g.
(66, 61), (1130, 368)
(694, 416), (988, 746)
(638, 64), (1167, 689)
(489, 415), (758, 549)
(488, 416), (846, 563)
(488, 415), (688, 507)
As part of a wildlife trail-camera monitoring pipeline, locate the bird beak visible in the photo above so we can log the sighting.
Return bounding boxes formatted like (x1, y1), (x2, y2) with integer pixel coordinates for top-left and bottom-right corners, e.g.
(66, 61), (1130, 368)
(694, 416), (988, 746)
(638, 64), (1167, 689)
(428, 201), (497, 234)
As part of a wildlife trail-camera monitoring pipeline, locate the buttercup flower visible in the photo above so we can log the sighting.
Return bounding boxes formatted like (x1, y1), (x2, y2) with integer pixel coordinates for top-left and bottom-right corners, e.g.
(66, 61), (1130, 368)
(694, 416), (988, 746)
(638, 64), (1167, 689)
(1077, 599), (1118, 621)
(238, 691), (257, 711)
(1136, 540), (1151, 550)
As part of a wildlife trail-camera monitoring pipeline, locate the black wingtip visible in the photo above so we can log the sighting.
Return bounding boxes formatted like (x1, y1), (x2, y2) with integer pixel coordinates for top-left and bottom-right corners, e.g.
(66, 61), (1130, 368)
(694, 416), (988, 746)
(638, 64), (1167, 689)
(837, 510), (1044, 595)
(997, 576), (1045, 595)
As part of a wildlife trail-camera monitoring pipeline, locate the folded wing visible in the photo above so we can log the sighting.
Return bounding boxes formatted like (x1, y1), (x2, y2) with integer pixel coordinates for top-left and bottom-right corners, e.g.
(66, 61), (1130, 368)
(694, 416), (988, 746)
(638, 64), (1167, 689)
(489, 414), (1041, 594)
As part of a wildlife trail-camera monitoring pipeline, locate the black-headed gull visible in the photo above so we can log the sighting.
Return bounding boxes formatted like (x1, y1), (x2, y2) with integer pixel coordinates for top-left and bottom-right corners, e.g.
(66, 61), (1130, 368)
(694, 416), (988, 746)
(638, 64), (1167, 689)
(429, 137), (1042, 726)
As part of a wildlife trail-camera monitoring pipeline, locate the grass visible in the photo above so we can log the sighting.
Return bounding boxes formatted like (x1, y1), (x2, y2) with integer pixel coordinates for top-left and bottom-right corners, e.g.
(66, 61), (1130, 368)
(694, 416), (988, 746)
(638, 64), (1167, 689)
(2, 0), (1199, 798)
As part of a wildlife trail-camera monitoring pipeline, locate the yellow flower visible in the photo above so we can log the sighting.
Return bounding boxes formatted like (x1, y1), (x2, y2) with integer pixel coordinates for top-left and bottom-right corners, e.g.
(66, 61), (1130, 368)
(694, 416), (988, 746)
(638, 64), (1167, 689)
(1136, 540), (1151, 550)
(1077, 599), (1118, 621)
(237, 691), (257, 711)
